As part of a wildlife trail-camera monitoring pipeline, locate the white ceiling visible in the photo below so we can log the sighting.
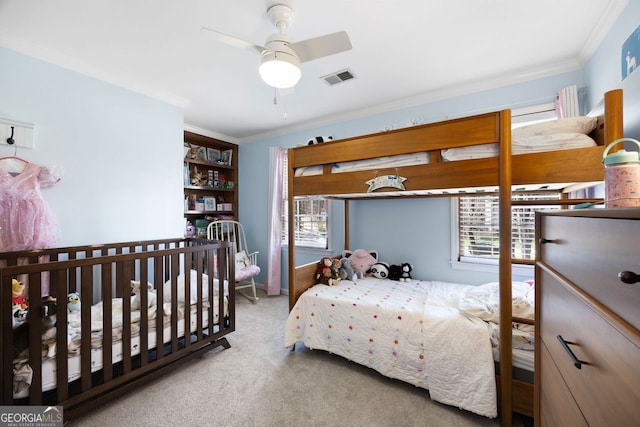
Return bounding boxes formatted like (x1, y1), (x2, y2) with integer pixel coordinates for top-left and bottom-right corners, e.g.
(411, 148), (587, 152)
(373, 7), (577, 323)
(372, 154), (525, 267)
(0, 0), (628, 143)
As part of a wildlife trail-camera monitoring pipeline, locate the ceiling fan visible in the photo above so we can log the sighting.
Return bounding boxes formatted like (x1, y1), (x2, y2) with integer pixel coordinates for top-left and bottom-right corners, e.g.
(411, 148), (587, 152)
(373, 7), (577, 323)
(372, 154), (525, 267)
(202, 4), (352, 89)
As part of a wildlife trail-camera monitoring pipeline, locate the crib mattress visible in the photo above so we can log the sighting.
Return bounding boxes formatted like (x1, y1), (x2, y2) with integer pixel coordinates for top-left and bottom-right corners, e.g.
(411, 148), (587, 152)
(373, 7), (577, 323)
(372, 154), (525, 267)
(13, 298), (227, 399)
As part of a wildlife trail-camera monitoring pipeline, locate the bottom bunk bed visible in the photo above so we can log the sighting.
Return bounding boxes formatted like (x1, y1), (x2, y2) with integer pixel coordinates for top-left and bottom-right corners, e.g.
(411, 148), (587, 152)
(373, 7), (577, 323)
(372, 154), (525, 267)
(285, 261), (535, 419)
(1, 238), (234, 421)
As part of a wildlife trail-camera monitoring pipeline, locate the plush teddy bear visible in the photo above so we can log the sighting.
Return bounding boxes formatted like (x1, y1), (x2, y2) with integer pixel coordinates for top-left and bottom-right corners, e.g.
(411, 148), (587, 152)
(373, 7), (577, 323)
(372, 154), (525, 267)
(131, 280), (158, 317)
(331, 258), (342, 283)
(370, 262), (390, 279)
(343, 249), (378, 278)
(316, 257), (339, 286)
(338, 257), (358, 281)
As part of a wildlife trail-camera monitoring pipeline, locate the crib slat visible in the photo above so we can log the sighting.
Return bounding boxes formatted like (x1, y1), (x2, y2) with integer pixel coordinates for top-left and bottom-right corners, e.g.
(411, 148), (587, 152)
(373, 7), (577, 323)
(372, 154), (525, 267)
(54, 269), (69, 402)
(101, 262), (113, 382)
(120, 260), (132, 374)
(138, 260), (149, 366)
(170, 253), (179, 353)
(27, 273), (43, 405)
(80, 265), (93, 391)
(154, 254), (164, 361)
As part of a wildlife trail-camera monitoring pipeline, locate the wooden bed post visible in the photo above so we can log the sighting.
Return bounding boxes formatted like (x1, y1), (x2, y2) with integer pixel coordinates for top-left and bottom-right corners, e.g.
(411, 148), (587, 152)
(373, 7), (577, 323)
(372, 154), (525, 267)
(498, 109), (513, 427)
(605, 89), (624, 147)
(344, 199), (350, 250)
(288, 148), (297, 311)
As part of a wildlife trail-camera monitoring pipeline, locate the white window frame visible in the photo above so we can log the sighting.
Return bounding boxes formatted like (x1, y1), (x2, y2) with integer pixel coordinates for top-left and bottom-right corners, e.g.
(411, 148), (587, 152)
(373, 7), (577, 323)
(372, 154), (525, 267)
(281, 154), (330, 251)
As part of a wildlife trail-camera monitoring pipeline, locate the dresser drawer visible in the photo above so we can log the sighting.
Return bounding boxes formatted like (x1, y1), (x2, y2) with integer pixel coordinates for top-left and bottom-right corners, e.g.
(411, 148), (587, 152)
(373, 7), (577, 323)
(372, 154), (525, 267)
(539, 269), (640, 425)
(539, 341), (587, 427)
(538, 214), (640, 330)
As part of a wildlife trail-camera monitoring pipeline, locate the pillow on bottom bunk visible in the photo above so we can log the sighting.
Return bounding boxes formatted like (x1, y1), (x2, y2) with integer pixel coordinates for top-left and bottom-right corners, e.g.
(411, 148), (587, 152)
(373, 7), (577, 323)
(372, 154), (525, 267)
(458, 281), (534, 323)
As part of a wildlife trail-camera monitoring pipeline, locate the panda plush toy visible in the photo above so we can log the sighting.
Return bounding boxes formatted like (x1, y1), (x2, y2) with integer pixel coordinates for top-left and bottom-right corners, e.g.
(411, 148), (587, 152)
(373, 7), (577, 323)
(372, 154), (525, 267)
(370, 262), (390, 279)
(307, 136), (333, 145)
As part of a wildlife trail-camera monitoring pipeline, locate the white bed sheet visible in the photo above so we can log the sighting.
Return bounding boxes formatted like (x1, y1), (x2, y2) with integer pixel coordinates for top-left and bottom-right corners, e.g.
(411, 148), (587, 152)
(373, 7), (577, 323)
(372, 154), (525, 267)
(284, 278), (498, 418)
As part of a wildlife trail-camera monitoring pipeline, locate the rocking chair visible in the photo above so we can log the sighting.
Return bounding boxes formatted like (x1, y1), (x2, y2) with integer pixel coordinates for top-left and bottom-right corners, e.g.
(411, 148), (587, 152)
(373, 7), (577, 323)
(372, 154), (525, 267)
(207, 220), (260, 302)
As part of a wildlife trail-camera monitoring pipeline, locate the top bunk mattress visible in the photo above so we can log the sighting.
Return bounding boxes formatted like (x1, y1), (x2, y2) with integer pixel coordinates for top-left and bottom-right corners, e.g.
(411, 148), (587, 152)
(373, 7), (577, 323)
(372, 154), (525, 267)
(294, 116), (598, 177)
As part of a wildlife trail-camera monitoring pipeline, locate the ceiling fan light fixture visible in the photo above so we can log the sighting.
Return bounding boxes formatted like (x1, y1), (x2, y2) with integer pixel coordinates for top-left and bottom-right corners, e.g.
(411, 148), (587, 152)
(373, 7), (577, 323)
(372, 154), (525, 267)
(259, 50), (301, 89)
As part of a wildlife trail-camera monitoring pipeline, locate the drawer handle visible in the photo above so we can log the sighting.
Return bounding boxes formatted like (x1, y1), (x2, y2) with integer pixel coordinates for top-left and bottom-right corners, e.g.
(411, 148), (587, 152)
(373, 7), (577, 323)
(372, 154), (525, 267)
(557, 335), (583, 369)
(618, 271), (640, 284)
(539, 238), (556, 244)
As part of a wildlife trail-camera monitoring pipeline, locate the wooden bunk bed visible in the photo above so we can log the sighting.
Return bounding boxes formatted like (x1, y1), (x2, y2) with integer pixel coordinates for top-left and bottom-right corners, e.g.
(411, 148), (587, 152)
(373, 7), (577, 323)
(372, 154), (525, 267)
(1, 237), (234, 421)
(285, 89), (623, 426)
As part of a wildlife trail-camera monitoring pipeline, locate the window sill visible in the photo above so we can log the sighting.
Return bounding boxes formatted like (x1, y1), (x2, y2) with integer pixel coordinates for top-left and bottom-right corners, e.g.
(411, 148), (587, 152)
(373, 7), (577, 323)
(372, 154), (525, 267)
(450, 260), (533, 277)
(281, 245), (333, 256)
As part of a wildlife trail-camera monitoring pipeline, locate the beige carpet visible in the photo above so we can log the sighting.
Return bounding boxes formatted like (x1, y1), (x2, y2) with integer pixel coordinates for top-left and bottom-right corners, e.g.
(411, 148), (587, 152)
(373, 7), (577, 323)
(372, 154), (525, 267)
(67, 289), (528, 427)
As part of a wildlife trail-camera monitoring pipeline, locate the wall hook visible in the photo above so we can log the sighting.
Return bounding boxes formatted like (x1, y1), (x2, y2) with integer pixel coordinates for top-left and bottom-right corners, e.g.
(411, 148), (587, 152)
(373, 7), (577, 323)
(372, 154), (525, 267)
(6, 126), (15, 145)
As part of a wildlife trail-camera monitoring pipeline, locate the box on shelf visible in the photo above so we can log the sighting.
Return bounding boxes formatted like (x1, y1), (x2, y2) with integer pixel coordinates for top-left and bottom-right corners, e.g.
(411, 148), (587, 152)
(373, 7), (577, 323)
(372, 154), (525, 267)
(217, 203), (232, 211)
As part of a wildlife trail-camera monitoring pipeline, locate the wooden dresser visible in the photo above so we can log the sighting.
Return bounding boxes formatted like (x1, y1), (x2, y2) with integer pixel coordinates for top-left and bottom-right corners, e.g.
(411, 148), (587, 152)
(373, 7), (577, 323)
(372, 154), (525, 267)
(535, 209), (640, 426)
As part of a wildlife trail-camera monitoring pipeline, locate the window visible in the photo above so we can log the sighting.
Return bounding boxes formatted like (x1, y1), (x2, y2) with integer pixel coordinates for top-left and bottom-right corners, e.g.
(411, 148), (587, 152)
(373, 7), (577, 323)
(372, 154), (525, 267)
(453, 101), (564, 268)
(281, 154), (329, 249)
(455, 193), (561, 265)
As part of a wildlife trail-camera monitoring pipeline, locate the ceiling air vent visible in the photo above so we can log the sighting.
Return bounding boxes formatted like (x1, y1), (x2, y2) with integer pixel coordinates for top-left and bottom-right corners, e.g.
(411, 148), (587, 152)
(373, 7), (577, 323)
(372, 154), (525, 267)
(321, 69), (356, 86)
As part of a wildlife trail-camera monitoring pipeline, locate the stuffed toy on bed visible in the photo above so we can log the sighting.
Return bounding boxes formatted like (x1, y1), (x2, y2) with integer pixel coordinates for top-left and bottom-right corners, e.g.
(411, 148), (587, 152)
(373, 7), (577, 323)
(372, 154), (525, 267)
(343, 249), (378, 278)
(307, 135), (333, 145)
(338, 257), (358, 281)
(389, 263), (413, 282)
(316, 257), (339, 286)
(370, 262), (390, 279)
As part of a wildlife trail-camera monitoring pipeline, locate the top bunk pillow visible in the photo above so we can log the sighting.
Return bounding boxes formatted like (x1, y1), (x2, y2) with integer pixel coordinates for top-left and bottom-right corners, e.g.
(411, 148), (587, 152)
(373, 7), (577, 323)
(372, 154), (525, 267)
(512, 116), (597, 139)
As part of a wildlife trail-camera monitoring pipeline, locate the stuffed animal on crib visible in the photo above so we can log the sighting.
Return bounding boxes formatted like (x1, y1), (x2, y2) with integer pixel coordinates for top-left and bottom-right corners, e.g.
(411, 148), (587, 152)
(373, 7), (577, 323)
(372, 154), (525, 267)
(370, 262), (390, 279)
(67, 292), (81, 313)
(316, 257), (339, 286)
(13, 296), (57, 359)
(343, 249), (378, 278)
(12, 278), (28, 310)
(131, 280), (158, 316)
(338, 257), (358, 281)
(389, 263), (413, 282)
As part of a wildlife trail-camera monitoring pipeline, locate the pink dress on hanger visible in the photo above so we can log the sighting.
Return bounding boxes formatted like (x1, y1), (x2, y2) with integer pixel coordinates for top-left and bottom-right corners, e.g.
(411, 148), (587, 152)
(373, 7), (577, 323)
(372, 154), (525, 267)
(0, 162), (59, 252)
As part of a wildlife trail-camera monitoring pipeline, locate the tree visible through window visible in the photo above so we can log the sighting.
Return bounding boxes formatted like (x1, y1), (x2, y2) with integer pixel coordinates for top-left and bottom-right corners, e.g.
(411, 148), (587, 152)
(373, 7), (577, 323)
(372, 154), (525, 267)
(281, 154), (329, 249)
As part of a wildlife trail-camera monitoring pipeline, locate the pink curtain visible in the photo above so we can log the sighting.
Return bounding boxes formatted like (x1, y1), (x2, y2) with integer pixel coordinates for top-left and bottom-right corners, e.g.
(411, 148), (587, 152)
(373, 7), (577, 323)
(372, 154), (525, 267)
(265, 146), (286, 295)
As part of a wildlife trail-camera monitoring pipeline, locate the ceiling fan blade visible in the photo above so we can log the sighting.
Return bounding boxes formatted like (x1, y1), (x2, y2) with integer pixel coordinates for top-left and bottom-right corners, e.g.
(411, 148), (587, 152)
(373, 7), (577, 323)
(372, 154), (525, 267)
(291, 31), (352, 63)
(201, 27), (264, 54)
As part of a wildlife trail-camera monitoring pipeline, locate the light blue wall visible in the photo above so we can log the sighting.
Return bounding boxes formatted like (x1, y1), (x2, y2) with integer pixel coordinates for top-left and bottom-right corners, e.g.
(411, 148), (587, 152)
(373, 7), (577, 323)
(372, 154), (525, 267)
(583, 0), (640, 139)
(0, 47), (185, 246)
(240, 1), (639, 291)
